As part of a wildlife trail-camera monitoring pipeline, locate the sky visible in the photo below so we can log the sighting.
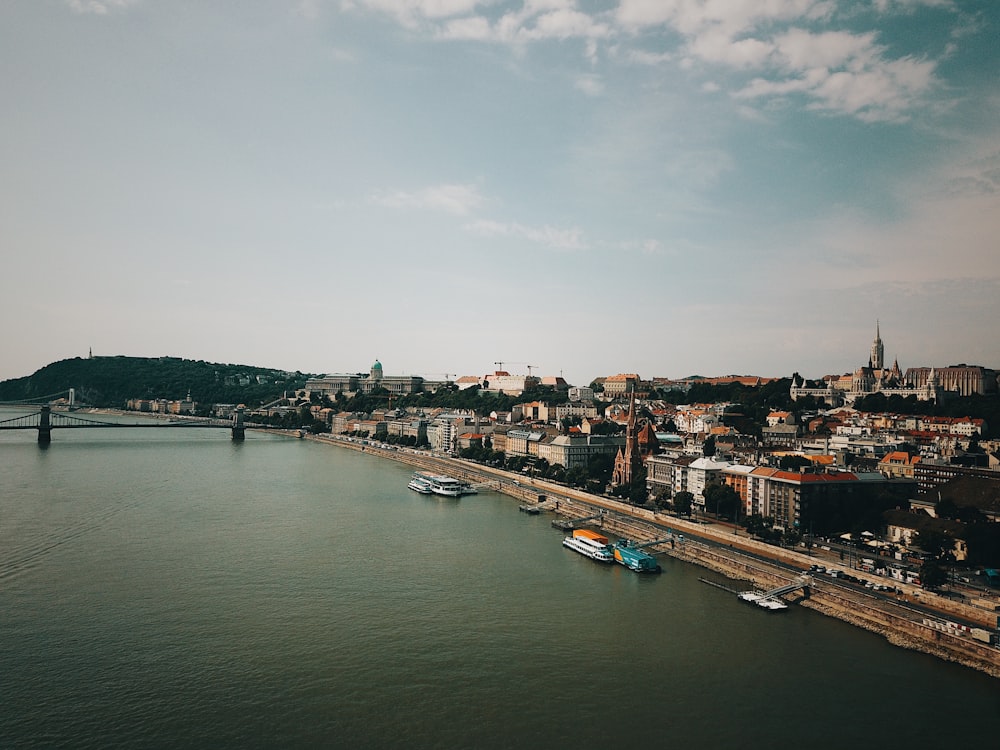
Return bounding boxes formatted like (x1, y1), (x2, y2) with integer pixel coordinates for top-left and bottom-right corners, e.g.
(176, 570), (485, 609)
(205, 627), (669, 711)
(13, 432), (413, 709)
(2, 0), (998, 387)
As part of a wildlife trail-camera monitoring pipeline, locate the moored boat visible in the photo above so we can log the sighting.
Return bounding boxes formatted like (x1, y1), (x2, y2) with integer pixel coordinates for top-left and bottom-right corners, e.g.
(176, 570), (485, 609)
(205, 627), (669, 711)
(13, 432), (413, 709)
(427, 474), (466, 496)
(408, 472), (476, 497)
(612, 539), (660, 572)
(738, 590), (788, 611)
(562, 529), (614, 563)
(407, 473), (434, 494)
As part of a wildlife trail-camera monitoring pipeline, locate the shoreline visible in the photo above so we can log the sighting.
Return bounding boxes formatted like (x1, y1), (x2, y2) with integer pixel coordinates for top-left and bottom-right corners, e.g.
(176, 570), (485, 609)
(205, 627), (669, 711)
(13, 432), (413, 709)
(304, 432), (1000, 679)
(16, 410), (1000, 679)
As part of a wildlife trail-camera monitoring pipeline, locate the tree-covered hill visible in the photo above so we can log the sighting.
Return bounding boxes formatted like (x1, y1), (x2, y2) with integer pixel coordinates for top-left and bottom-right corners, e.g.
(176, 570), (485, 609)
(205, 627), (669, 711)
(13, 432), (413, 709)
(0, 356), (313, 409)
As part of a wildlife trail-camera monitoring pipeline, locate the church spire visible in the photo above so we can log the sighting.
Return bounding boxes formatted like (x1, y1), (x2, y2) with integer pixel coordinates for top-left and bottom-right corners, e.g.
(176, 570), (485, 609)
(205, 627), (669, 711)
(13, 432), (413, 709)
(611, 384), (642, 489)
(870, 320), (884, 370)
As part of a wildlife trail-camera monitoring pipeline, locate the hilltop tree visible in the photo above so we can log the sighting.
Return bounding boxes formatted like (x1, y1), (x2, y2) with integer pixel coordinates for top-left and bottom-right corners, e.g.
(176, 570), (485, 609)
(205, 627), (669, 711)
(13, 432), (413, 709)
(0, 356), (310, 408)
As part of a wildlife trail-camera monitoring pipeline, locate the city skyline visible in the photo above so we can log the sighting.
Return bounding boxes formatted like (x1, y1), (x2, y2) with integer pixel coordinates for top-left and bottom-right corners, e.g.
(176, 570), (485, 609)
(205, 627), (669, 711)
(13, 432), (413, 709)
(2, 1), (998, 386)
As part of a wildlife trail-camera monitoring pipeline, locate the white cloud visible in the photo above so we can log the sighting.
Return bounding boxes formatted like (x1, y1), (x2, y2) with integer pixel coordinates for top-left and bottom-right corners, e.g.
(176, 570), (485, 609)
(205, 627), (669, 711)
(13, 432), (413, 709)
(346, 0), (956, 123)
(574, 73), (604, 96)
(616, 0), (831, 37)
(440, 15), (494, 40)
(773, 28), (879, 71)
(370, 183), (485, 215)
(687, 29), (774, 68)
(731, 28), (938, 122)
(66, 0), (139, 14)
(464, 219), (587, 250)
(345, 0), (487, 26)
(440, 1), (610, 44)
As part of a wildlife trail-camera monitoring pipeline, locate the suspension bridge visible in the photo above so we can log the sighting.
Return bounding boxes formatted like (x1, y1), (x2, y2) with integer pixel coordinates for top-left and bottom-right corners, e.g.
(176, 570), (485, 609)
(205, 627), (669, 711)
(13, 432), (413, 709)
(0, 390), (247, 444)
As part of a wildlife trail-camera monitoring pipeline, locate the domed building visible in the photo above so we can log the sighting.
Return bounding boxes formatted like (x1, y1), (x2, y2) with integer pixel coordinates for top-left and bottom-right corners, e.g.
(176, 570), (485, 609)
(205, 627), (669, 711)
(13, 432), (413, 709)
(304, 360), (424, 399)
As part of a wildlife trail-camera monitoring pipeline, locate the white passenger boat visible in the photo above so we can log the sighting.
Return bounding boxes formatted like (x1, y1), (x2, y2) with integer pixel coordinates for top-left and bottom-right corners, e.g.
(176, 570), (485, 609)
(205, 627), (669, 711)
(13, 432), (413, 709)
(427, 474), (465, 496)
(408, 472), (475, 497)
(562, 532), (615, 563)
(407, 473), (433, 494)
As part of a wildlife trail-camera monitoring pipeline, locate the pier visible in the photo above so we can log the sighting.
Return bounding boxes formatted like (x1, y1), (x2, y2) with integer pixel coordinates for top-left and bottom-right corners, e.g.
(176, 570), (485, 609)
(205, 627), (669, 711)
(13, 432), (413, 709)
(551, 511), (604, 530)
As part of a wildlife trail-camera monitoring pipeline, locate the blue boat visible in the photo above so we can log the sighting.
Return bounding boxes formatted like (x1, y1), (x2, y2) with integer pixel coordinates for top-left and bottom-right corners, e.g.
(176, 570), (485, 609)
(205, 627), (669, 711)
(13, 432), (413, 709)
(613, 539), (660, 573)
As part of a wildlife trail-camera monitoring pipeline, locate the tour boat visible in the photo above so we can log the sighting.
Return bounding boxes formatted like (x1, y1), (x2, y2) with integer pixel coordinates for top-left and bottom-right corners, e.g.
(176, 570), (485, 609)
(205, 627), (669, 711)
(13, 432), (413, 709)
(562, 529), (614, 563)
(408, 472), (475, 497)
(407, 473), (434, 494)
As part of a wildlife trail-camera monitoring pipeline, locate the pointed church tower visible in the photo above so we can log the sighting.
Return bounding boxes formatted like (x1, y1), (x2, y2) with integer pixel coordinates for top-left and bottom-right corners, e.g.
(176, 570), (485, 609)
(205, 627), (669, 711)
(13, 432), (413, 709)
(870, 320), (884, 371)
(612, 386), (642, 489)
(891, 358), (902, 381)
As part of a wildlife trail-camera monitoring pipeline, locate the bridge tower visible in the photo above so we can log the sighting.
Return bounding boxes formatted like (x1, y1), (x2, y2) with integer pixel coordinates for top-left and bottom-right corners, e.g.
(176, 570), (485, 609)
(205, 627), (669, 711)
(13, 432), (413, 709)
(231, 406), (245, 441)
(38, 405), (52, 445)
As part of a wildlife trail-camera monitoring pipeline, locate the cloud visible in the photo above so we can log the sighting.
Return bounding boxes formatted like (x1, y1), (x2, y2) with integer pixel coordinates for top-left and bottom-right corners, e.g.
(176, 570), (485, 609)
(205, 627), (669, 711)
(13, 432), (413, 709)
(347, 0), (611, 45)
(343, 0), (486, 27)
(369, 183), (486, 215)
(734, 28), (938, 123)
(464, 219), (587, 250)
(871, 0), (955, 12)
(750, 28), (938, 121)
(344, 1), (958, 123)
(573, 73), (604, 96)
(616, 0), (831, 37)
(66, 0), (139, 13)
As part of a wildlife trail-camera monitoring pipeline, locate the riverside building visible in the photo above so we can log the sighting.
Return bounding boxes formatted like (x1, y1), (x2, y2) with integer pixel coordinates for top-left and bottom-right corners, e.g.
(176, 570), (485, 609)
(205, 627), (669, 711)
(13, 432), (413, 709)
(305, 360), (424, 399)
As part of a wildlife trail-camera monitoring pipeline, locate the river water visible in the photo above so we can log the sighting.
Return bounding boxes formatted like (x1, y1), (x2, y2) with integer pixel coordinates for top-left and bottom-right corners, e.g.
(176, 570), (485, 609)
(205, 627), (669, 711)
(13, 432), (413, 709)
(1, 411), (998, 748)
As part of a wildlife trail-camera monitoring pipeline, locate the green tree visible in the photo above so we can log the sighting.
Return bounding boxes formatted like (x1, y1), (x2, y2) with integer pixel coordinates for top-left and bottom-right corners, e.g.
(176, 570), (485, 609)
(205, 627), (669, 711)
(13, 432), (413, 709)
(673, 491), (694, 517)
(915, 529), (951, 559)
(782, 529), (802, 547)
(653, 489), (672, 510)
(703, 482), (739, 520)
(920, 558), (948, 590)
(702, 435), (716, 457)
(741, 513), (777, 540)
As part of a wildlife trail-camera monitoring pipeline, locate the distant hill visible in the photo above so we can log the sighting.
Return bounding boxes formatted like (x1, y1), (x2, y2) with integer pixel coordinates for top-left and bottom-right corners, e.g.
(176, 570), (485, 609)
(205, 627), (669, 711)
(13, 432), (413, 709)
(0, 356), (313, 409)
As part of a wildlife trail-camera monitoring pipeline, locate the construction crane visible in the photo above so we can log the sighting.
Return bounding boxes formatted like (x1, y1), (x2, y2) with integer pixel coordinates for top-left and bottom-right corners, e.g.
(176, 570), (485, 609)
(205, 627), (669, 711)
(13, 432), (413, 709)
(495, 361), (538, 376)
